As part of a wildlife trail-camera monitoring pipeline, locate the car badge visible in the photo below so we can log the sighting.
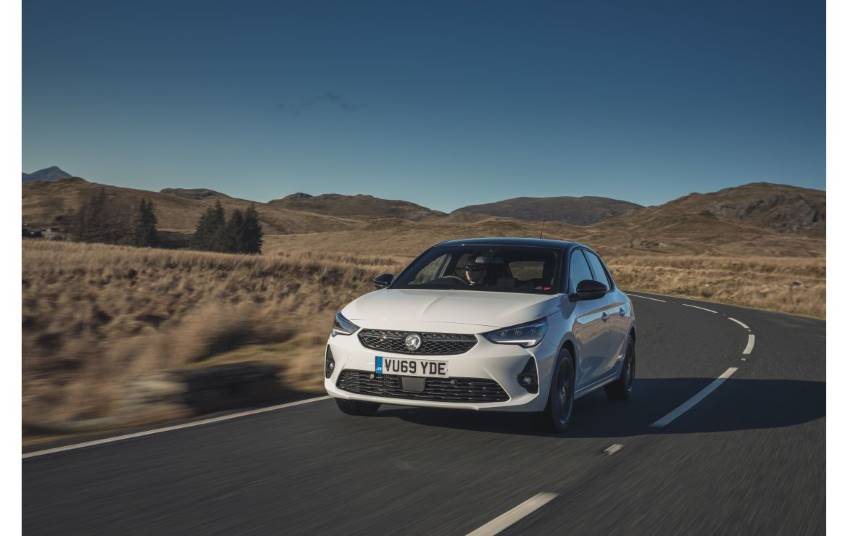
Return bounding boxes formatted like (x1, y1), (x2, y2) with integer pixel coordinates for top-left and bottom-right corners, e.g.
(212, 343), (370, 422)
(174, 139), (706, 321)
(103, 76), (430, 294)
(404, 333), (422, 351)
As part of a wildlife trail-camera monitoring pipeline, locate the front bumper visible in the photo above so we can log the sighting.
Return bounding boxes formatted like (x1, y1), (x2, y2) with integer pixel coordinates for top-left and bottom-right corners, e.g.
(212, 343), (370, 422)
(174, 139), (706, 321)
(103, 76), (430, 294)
(323, 330), (559, 412)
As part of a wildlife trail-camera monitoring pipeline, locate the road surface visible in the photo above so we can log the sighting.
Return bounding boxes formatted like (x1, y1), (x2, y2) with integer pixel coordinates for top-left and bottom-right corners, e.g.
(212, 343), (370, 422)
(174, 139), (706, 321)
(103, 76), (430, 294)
(23, 293), (825, 535)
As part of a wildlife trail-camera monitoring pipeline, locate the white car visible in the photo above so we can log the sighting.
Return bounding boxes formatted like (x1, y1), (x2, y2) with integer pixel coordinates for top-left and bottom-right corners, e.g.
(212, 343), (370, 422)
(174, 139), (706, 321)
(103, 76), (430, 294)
(324, 238), (636, 432)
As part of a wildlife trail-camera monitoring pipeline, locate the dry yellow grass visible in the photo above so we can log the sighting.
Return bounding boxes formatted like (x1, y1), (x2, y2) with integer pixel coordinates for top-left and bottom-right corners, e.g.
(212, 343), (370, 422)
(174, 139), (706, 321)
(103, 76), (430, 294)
(22, 235), (824, 440)
(22, 240), (401, 436)
(607, 255), (825, 318)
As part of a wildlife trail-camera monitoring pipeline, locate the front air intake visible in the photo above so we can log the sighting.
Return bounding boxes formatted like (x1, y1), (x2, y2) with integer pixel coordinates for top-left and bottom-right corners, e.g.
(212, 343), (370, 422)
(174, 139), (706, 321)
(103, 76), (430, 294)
(336, 370), (508, 403)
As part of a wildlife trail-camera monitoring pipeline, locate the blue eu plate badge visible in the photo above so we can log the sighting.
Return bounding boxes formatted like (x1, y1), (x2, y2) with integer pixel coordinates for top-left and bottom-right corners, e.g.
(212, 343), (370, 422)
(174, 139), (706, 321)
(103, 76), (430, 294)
(375, 356), (384, 376)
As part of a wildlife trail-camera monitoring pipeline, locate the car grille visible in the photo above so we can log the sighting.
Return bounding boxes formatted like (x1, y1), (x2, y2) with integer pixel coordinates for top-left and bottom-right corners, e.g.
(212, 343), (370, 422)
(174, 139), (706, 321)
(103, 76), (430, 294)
(357, 329), (477, 355)
(336, 370), (509, 403)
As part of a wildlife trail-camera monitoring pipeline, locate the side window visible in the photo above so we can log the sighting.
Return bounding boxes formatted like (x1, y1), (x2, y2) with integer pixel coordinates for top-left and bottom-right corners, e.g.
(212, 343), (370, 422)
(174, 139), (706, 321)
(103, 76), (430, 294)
(584, 250), (612, 288)
(568, 250), (594, 293)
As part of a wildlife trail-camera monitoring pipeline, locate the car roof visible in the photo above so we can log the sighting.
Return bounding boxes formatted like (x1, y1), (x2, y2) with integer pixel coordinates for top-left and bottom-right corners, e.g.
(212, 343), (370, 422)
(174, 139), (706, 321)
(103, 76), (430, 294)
(436, 237), (585, 250)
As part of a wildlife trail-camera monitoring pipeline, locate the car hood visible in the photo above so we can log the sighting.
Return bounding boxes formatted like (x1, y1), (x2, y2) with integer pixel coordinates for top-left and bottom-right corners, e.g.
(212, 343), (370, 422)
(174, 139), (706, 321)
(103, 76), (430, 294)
(341, 289), (561, 333)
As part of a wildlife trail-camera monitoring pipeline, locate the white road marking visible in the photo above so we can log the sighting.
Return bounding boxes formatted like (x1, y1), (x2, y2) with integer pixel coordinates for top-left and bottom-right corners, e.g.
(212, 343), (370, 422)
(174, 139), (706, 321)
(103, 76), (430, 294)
(681, 303), (718, 314)
(743, 334), (756, 355)
(468, 493), (558, 536)
(627, 294), (667, 303)
(728, 317), (751, 331)
(651, 368), (738, 428)
(603, 443), (624, 456)
(23, 396), (331, 459)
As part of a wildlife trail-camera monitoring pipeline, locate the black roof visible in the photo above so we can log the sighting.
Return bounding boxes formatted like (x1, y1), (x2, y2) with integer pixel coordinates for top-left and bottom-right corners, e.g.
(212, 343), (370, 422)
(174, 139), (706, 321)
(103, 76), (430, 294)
(437, 237), (584, 250)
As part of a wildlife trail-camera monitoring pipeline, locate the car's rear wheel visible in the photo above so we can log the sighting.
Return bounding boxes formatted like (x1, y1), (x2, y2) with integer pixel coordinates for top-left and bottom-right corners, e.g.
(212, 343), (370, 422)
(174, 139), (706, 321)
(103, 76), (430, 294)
(605, 335), (635, 400)
(335, 398), (381, 416)
(538, 346), (576, 433)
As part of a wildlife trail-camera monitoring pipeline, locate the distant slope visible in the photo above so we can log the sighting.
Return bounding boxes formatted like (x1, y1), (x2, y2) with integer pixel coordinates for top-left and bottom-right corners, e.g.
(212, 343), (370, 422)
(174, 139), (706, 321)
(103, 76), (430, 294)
(22, 177), (825, 254)
(269, 193), (444, 221)
(646, 182), (825, 236)
(450, 196), (643, 225)
(22, 166), (71, 183)
(22, 178), (364, 234)
(160, 188), (232, 200)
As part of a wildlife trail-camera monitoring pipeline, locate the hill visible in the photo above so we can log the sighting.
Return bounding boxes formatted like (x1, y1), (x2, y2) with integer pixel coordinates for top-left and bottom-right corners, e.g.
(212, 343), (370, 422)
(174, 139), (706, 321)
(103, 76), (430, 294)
(22, 166), (71, 183)
(642, 182), (826, 237)
(22, 178), (364, 234)
(159, 188), (232, 200)
(450, 195), (642, 225)
(269, 192), (444, 221)
(22, 176), (825, 250)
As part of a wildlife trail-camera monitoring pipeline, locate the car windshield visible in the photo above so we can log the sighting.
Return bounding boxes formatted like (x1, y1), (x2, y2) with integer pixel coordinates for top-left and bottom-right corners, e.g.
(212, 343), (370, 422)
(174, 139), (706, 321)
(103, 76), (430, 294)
(392, 245), (562, 294)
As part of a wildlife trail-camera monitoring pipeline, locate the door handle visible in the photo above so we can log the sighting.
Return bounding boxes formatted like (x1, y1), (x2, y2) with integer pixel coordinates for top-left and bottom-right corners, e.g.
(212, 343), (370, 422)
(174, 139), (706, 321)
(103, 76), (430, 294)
(601, 312), (609, 321)
(619, 307), (626, 317)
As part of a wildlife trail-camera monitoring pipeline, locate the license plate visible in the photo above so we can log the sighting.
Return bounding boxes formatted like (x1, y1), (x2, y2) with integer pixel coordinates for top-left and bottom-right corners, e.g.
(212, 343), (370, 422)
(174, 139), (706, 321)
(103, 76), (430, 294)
(375, 356), (448, 378)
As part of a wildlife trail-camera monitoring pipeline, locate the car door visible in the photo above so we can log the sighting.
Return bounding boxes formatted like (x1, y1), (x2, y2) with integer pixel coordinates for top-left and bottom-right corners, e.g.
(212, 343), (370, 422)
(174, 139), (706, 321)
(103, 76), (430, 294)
(583, 249), (628, 378)
(567, 249), (612, 389)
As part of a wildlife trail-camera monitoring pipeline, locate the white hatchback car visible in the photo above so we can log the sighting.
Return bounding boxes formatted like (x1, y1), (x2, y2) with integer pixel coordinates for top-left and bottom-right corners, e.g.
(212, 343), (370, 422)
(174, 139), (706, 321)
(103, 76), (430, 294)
(324, 238), (636, 432)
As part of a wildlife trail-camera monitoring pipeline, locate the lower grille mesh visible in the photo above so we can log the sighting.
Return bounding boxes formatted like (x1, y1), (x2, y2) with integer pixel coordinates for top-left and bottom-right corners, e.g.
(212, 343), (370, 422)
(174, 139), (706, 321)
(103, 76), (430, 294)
(336, 370), (509, 403)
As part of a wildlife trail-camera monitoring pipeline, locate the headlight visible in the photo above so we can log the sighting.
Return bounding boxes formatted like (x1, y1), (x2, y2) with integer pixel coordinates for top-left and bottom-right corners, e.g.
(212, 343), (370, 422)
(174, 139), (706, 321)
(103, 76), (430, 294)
(484, 318), (548, 347)
(332, 311), (360, 336)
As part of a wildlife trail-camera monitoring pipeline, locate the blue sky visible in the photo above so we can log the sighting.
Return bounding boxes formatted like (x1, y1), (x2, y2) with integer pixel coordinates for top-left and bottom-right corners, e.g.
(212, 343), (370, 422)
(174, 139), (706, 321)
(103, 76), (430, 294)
(23, 0), (824, 211)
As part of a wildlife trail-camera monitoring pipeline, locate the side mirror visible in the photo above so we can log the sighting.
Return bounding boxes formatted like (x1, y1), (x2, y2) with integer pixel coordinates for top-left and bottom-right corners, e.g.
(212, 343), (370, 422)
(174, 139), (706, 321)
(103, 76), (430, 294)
(569, 279), (608, 301)
(373, 273), (394, 289)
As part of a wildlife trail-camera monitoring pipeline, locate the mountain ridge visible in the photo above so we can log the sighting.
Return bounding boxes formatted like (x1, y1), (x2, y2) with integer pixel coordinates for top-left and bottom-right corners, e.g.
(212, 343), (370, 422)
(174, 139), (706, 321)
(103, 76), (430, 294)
(21, 172), (825, 241)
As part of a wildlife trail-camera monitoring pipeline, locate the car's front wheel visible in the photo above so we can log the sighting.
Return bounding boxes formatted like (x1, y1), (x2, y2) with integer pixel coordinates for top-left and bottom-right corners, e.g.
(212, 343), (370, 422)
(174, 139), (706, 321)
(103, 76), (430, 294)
(335, 398), (381, 416)
(605, 334), (635, 400)
(538, 345), (576, 433)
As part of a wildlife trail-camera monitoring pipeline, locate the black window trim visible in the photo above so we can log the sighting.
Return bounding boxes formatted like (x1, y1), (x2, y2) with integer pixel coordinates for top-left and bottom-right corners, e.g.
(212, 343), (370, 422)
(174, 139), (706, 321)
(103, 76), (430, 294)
(566, 247), (591, 294)
(567, 246), (615, 294)
(582, 247), (615, 291)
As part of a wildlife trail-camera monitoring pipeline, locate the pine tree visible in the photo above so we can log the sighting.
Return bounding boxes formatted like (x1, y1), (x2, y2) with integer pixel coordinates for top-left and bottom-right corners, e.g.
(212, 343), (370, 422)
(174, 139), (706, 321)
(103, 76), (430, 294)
(191, 201), (227, 251)
(132, 199), (159, 247)
(73, 189), (107, 242)
(74, 189), (132, 244)
(224, 209), (245, 253)
(240, 204), (263, 254)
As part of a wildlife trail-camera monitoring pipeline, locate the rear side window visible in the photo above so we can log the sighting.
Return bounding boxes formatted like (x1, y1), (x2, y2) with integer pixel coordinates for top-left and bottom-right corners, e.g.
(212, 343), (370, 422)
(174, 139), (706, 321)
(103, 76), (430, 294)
(584, 250), (612, 288)
(568, 250), (594, 293)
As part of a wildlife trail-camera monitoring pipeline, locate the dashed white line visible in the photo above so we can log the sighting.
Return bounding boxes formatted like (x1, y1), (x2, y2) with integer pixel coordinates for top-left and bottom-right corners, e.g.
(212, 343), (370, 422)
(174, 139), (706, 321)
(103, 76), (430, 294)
(728, 317), (751, 331)
(681, 303), (718, 314)
(603, 443), (624, 455)
(627, 294), (667, 303)
(743, 334), (755, 355)
(467, 492), (558, 536)
(23, 396), (331, 459)
(651, 368), (738, 428)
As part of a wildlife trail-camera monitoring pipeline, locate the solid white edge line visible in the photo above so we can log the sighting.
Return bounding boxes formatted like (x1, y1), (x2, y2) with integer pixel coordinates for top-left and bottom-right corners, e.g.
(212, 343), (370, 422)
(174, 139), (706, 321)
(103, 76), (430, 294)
(728, 317), (751, 330)
(23, 396), (331, 459)
(627, 294), (667, 303)
(681, 303), (718, 314)
(743, 334), (756, 355)
(603, 443), (624, 456)
(651, 368), (738, 428)
(467, 492), (559, 536)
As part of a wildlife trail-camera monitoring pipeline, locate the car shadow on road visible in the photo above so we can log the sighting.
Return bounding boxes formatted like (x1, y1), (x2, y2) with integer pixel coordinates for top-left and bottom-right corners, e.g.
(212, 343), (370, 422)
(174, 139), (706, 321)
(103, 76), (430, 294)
(374, 378), (825, 438)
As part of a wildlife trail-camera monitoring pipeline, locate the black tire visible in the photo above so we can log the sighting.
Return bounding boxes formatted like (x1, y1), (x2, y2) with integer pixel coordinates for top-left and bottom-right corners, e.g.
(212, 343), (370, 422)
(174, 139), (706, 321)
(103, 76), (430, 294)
(605, 335), (635, 401)
(538, 346), (576, 433)
(335, 398), (381, 416)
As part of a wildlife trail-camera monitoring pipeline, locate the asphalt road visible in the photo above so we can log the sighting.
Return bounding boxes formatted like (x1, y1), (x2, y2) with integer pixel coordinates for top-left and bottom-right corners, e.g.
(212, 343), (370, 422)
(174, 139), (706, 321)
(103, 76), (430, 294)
(23, 293), (825, 535)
